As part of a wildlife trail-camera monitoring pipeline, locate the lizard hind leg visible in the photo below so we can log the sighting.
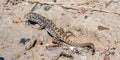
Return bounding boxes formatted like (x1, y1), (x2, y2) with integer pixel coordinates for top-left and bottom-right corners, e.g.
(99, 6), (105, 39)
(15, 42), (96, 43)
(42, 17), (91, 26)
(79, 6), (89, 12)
(85, 44), (95, 55)
(87, 44), (95, 55)
(88, 45), (95, 55)
(78, 43), (95, 55)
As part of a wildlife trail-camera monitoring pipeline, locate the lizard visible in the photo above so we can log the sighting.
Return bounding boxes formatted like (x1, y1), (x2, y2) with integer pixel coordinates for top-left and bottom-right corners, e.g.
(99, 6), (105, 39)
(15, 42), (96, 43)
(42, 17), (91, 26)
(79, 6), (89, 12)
(24, 12), (95, 55)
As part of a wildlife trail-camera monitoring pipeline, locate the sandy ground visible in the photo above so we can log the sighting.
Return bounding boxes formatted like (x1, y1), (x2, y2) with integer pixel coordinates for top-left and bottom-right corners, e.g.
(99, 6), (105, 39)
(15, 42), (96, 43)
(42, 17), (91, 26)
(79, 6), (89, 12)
(0, 0), (120, 60)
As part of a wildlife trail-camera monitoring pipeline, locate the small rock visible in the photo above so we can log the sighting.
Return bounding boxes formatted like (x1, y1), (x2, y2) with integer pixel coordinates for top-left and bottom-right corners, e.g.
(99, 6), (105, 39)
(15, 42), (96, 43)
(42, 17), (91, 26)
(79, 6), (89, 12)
(98, 26), (109, 30)
(46, 44), (50, 46)
(40, 54), (44, 56)
(0, 57), (4, 60)
(42, 58), (44, 60)
(25, 36), (37, 50)
(84, 16), (88, 19)
(61, 13), (65, 16)
(97, 19), (100, 21)
(78, 7), (86, 14)
(37, 40), (43, 45)
(44, 5), (51, 11)
(20, 38), (30, 45)
(23, 52), (27, 55)
(6, 8), (11, 10)
(104, 55), (110, 60)
(12, 16), (22, 23)
(53, 0), (57, 2)
(69, 46), (75, 50)
(110, 51), (115, 55)
(40, 42), (43, 45)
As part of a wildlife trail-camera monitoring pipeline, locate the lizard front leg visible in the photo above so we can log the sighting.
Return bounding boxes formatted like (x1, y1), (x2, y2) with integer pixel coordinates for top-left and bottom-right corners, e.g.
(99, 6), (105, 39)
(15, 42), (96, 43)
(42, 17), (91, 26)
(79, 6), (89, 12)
(65, 30), (76, 38)
(38, 22), (47, 30)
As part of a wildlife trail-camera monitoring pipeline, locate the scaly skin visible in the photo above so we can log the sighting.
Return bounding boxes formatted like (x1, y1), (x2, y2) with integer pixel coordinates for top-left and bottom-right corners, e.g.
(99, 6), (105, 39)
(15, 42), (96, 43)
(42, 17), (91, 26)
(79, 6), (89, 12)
(24, 12), (95, 55)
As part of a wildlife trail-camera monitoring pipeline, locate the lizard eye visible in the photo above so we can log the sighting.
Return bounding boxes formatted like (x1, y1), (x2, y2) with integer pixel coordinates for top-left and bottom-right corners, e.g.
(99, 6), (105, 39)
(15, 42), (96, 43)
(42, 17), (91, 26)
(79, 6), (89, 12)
(24, 13), (30, 19)
(24, 14), (27, 19)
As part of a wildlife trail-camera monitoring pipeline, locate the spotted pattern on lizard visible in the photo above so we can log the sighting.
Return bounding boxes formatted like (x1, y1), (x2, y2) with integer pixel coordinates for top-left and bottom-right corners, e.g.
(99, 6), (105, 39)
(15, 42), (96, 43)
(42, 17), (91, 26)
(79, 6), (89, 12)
(24, 12), (95, 55)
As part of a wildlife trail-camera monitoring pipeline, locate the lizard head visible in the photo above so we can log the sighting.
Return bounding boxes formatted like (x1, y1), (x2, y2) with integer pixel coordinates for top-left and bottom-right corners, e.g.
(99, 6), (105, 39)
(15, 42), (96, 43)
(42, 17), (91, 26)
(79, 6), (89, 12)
(24, 12), (47, 29)
(24, 12), (40, 23)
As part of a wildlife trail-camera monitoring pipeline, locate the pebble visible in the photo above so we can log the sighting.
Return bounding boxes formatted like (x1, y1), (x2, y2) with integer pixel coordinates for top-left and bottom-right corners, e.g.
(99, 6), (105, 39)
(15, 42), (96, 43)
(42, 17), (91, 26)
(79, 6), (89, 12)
(44, 5), (51, 11)
(78, 7), (86, 14)
(42, 58), (44, 60)
(20, 38), (30, 45)
(69, 46), (75, 50)
(84, 16), (88, 19)
(110, 51), (115, 55)
(46, 44), (50, 46)
(97, 19), (100, 21)
(61, 13), (65, 16)
(25, 36), (37, 50)
(104, 55), (110, 60)
(12, 16), (22, 23)
(37, 40), (43, 45)
(0, 57), (4, 60)
(40, 54), (44, 56)
(53, 0), (57, 2)
(24, 52), (27, 55)
(98, 26), (109, 30)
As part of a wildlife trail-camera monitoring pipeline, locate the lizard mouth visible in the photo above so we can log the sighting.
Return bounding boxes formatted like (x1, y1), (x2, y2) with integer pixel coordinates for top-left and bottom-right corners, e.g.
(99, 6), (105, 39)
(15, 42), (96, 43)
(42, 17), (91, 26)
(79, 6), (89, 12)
(25, 20), (38, 25)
